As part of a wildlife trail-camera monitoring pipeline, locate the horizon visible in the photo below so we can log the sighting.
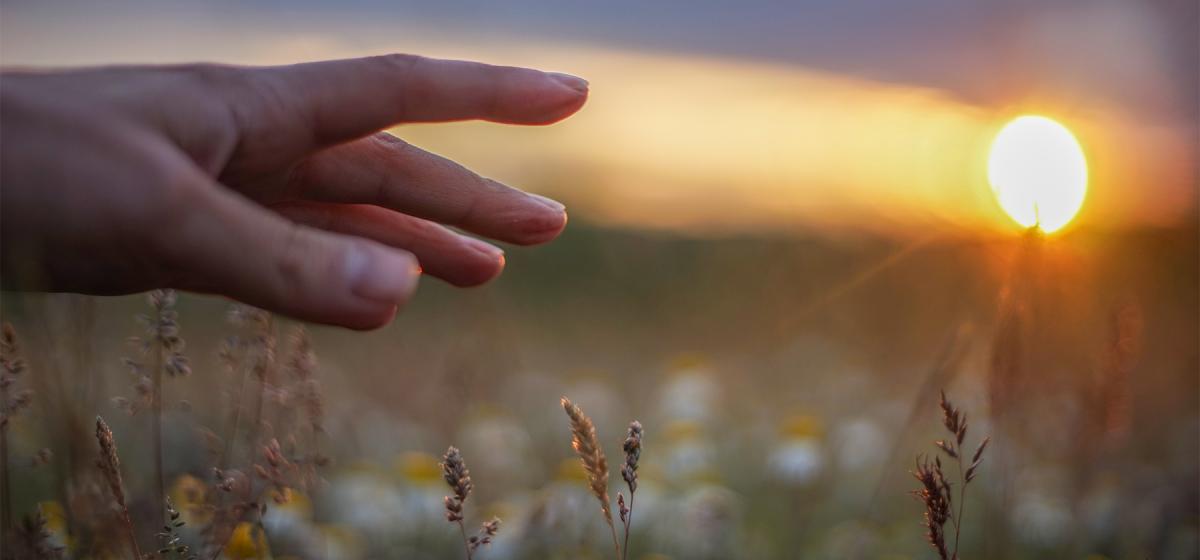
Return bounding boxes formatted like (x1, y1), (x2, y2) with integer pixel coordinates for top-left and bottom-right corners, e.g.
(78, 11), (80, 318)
(3, 1), (1195, 238)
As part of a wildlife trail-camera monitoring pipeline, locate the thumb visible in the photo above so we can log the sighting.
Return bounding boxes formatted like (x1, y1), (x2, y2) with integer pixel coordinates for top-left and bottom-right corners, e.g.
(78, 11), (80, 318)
(163, 179), (420, 329)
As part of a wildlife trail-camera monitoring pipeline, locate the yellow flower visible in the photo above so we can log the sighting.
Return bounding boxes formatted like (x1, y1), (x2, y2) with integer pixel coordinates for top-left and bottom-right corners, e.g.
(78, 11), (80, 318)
(36, 501), (73, 551)
(780, 414), (824, 440)
(267, 488), (313, 521)
(394, 451), (441, 486)
(170, 474), (212, 525)
(668, 352), (709, 372)
(36, 500), (66, 533)
(224, 522), (271, 560)
(662, 420), (704, 443)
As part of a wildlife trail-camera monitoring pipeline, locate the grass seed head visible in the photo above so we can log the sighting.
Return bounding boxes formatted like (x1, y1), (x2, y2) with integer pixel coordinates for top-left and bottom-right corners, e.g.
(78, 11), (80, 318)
(94, 416), (127, 509)
(621, 420), (643, 492)
(441, 446), (472, 522)
(561, 397), (614, 527)
(469, 517), (501, 551)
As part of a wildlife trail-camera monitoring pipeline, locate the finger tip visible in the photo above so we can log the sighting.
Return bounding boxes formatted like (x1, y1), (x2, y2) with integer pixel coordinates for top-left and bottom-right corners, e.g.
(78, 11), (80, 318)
(547, 72), (589, 94)
(343, 304), (399, 331)
(541, 206), (570, 238)
(479, 251), (507, 283)
(509, 208), (567, 245)
(507, 76), (588, 125)
(540, 91), (588, 124)
(443, 250), (506, 287)
(347, 244), (421, 304)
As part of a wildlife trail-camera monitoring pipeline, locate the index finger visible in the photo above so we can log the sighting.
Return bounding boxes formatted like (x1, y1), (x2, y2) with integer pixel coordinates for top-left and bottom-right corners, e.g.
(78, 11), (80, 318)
(222, 54), (588, 168)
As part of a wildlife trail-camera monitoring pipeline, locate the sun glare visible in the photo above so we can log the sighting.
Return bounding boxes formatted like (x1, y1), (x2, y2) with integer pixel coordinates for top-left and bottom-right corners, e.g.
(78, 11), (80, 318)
(987, 116), (1088, 233)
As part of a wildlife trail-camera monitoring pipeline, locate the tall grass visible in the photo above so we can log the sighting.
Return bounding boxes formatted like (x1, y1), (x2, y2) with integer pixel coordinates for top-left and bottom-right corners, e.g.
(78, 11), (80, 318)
(440, 446), (501, 559)
(0, 322), (33, 545)
(911, 390), (990, 560)
(561, 397), (620, 559)
(560, 398), (647, 560)
(618, 421), (642, 560)
(94, 415), (142, 559)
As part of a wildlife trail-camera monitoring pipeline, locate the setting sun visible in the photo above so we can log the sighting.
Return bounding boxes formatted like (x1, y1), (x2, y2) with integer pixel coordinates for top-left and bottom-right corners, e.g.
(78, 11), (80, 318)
(987, 116), (1088, 233)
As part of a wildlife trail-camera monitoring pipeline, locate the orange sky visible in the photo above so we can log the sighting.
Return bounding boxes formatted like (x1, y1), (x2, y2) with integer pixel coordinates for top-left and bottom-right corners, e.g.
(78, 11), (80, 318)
(2, 21), (1195, 237)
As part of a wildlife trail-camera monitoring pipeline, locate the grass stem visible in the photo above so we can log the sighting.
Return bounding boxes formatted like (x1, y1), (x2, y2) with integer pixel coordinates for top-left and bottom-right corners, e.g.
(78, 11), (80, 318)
(152, 336), (165, 523)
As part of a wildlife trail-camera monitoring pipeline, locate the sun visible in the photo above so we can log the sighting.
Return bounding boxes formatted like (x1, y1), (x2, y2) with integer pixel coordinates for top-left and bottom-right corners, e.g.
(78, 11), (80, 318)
(987, 116), (1088, 233)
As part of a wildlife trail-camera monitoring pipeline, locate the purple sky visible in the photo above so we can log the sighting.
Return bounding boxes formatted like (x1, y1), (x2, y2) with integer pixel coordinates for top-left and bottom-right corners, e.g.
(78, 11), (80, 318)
(3, 0), (1196, 125)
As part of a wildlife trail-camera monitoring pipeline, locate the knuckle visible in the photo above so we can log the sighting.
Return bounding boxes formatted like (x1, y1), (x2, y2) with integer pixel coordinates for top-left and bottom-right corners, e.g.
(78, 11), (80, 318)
(364, 134), (416, 205)
(273, 224), (313, 296)
(135, 164), (207, 257)
(285, 155), (321, 196)
(371, 54), (424, 117)
(154, 64), (247, 172)
(451, 175), (493, 227)
(184, 63), (277, 134)
(144, 163), (194, 215)
(281, 201), (341, 234)
(374, 53), (424, 73)
(181, 63), (252, 96)
(370, 133), (416, 164)
(372, 132), (411, 150)
(171, 64), (254, 132)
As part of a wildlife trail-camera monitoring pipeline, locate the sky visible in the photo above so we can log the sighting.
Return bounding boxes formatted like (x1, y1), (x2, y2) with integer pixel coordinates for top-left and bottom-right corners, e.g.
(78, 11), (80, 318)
(2, 0), (1196, 236)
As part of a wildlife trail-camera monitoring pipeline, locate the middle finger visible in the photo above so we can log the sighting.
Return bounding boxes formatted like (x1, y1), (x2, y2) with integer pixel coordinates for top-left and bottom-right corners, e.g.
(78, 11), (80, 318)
(286, 133), (568, 246)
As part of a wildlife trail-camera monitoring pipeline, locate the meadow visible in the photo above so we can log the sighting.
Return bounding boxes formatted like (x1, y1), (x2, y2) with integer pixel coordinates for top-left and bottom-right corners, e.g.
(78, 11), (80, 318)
(2, 0), (1197, 557)
(1, 221), (1196, 559)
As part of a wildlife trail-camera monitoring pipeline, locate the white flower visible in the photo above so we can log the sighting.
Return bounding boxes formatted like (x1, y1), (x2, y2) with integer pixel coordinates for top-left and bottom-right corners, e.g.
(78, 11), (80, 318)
(660, 370), (718, 423)
(324, 469), (406, 538)
(1012, 494), (1072, 546)
(768, 414), (826, 486)
(833, 418), (886, 471)
(768, 438), (824, 486)
(1011, 467), (1073, 546)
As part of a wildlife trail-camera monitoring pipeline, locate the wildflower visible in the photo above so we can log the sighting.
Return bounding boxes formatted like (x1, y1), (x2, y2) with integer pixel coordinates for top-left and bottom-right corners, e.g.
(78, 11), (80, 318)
(224, 522), (270, 560)
(768, 414), (825, 486)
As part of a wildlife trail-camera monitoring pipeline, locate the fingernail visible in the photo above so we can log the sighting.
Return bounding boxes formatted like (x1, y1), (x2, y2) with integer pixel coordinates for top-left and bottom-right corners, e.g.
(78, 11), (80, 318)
(547, 72), (589, 94)
(528, 193), (566, 213)
(463, 237), (505, 261)
(345, 244), (420, 304)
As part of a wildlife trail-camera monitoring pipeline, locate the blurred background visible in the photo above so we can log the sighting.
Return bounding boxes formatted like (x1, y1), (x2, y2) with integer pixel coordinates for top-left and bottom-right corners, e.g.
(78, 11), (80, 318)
(1, 1), (1197, 559)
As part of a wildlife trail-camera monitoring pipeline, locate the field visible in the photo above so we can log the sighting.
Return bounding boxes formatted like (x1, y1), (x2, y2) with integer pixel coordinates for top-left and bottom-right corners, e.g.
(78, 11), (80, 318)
(2, 221), (1196, 559)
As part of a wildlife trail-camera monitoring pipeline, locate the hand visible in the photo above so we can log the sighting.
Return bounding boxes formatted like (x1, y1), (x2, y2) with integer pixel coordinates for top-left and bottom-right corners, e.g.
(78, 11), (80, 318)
(0, 54), (587, 329)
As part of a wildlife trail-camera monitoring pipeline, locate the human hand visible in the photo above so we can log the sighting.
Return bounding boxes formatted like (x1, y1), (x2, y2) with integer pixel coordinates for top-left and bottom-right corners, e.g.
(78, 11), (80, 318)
(0, 54), (587, 328)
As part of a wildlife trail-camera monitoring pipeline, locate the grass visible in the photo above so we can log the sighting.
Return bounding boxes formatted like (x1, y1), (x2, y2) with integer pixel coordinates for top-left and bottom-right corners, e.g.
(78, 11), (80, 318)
(561, 396), (619, 558)
(911, 391), (990, 560)
(440, 445), (503, 559)
(0, 223), (1193, 558)
(0, 322), (31, 545)
(94, 415), (142, 559)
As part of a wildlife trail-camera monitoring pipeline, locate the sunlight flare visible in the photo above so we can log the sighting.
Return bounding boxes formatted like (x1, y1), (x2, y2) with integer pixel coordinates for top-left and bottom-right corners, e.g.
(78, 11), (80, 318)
(987, 116), (1088, 233)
